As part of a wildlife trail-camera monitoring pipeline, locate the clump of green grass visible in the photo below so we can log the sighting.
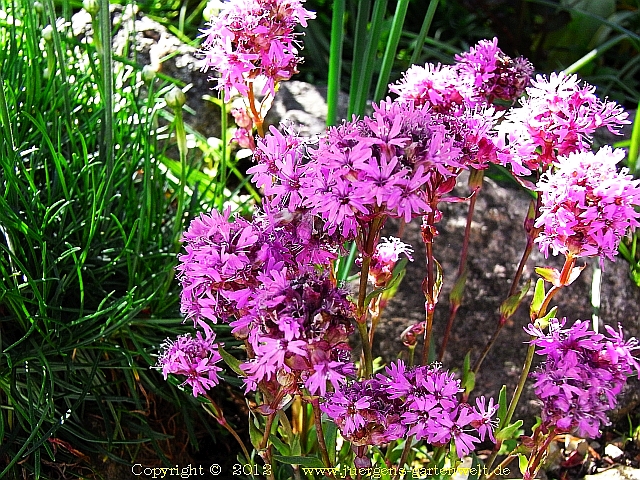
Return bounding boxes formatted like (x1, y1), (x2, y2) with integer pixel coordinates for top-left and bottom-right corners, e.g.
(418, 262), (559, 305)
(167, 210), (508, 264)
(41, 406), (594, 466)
(0, 0), (247, 478)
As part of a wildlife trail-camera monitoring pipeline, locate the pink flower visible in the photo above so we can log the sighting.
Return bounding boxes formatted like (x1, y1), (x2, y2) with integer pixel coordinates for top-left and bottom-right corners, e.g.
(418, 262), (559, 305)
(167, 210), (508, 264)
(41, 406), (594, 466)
(534, 147), (640, 263)
(496, 72), (628, 175)
(529, 318), (640, 437)
(199, 0), (315, 101)
(362, 236), (414, 287)
(390, 38), (533, 111)
(454, 37), (533, 103)
(156, 324), (223, 397)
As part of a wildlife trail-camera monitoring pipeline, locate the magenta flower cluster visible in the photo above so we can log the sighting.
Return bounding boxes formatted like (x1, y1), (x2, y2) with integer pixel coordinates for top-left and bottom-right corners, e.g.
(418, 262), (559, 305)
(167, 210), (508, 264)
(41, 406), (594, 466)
(240, 269), (355, 395)
(199, 0), (315, 101)
(177, 204), (339, 326)
(156, 324), (223, 397)
(535, 147), (640, 263)
(496, 72), (628, 175)
(527, 318), (640, 438)
(321, 360), (498, 458)
(390, 37), (533, 111)
(250, 101), (469, 238)
(176, 203), (355, 396)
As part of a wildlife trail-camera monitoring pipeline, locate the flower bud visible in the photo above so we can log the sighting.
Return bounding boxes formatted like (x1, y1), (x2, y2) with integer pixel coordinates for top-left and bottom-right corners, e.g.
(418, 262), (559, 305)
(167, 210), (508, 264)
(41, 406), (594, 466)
(42, 25), (54, 43)
(141, 65), (156, 83)
(83, 0), (100, 16)
(34, 1), (44, 14)
(43, 67), (50, 80)
(165, 87), (186, 110)
(401, 322), (425, 347)
(231, 107), (253, 129)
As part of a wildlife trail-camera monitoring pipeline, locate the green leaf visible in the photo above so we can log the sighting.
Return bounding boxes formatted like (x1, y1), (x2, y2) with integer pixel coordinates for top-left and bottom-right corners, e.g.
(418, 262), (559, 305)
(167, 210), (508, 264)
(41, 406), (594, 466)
(530, 279), (546, 319)
(290, 432), (302, 457)
(497, 385), (507, 428)
(499, 279), (531, 320)
(535, 306), (558, 330)
(495, 420), (524, 442)
(249, 413), (263, 450)
(468, 454), (481, 480)
(449, 268), (468, 307)
(364, 258), (409, 305)
(273, 455), (325, 468)
(269, 434), (290, 456)
(535, 266), (561, 286)
(518, 453), (529, 476)
(424, 259), (444, 306)
(462, 352), (476, 394)
(218, 346), (245, 377)
(323, 419), (338, 465)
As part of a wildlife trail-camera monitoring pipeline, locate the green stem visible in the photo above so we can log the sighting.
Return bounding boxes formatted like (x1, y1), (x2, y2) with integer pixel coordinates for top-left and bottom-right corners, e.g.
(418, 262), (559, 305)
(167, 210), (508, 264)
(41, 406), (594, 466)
(327, 0), (346, 126)
(203, 395), (251, 464)
(217, 94), (228, 211)
(439, 177), (481, 361)
(484, 256), (570, 477)
(98, 0), (113, 180)
(355, 217), (385, 377)
(627, 99), (640, 176)
(409, 0), (440, 66)
(563, 34), (626, 75)
(373, 0), (410, 102)
(347, 0), (372, 116)
(172, 107), (188, 245)
(353, 0), (388, 115)
(393, 436), (415, 480)
(247, 84), (265, 138)
(524, 429), (556, 480)
(310, 398), (335, 478)
(357, 320), (374, 379)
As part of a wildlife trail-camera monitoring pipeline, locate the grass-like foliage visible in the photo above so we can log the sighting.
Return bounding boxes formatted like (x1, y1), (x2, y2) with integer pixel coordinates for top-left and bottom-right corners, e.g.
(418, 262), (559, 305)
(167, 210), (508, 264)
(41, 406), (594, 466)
(0, 0), (240, 477)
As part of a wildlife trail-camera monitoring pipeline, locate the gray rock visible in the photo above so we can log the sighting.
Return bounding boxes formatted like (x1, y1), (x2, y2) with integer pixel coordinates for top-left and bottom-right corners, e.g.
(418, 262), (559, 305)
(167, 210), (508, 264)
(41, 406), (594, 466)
(584, 465), (640, 480)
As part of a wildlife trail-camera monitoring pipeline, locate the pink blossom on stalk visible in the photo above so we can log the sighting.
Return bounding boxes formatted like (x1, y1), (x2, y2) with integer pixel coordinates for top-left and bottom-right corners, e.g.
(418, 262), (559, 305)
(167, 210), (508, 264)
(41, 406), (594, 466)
(390, 38), (533, 110)
(301, 100), (461, 235)
(177, 201), (341, 328)
(199, 0), (315, 101)
(239, 269), (355, 395)
(528, 318), (640, 438)
(534, 147), (640, 263)
(454, 37), (533, 104)
(361, 236), (414, 287)
(156, 324), (223, 397)
(496, 72), (628, 175)
(322, 360), (497, 456)
(389, 63), (471, 112)
(320, 376), (406, 446)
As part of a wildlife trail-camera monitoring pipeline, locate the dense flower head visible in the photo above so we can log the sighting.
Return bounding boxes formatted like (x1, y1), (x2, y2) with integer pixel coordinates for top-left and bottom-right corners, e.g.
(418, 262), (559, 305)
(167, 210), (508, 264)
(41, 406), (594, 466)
(302, 100), (462, 236)
(390, 38), (533, 111)
(156, 324), (223, 397)
(240, 269), (355, 395)
(454, 37), (533, 104)
(534, 147), (640, 263)
(199, 0), (315, 101)
(320, 376), (405, 446)
(322, 360), (498, 457)
(389, 63), (473, 112)
(496, 72), (628, 175)
(248, 103), (465, 239)
(441, 106), (502, 170)
(528, 318), (640, 438)
(177, 203), (340, 326)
